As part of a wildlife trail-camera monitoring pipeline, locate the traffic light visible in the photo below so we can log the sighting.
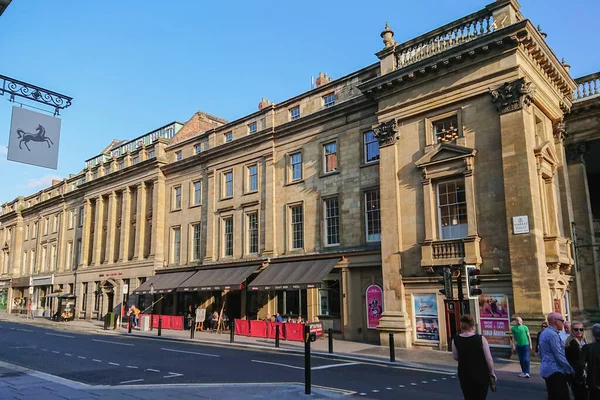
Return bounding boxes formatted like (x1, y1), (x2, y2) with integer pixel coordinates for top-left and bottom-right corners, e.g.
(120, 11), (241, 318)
(465, 265), (482, 299)
(438, 266), (453, 300)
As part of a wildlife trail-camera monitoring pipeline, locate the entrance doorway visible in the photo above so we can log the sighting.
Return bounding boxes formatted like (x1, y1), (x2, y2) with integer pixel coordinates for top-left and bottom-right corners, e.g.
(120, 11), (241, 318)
(444, 300), (469, 351)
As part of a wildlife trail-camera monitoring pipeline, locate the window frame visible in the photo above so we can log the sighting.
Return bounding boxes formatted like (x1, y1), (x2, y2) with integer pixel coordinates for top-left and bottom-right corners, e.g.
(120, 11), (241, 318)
(436, 179), (468, 240)
(194, 144), (202, 154)
(290, 106), (301, 121)
(223, 170), (234, 199)
(365, 190), (381, 242)
(323, 197), (340, 247)
(191, 180), (202, 206)
(246, 212), (259, 255)
(289, 151), (303, 182)
(175, 151), (183, 161)
(172, 185), (182, 210)
(323, 141), (338, 174)
(289, 203), (304, 250)
(191, 222), (201, 261)
(425, 109), (463, 147)
(225, 132), (233, 143)
(172, 226), (182, 264)
(323, 92), (335, 108)
(223, 217), (234, 257)
(247, 164), (258, 193)
(148, 149), (155, 158)
(248, 122), (257, 134)
(363, 130), (380, 164)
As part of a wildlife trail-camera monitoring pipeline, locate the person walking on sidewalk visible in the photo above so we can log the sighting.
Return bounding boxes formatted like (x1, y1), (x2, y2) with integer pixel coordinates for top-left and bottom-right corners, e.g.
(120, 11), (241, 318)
(564, 321), (587, 400)
(452, 314), (496, 400)
(582, 323), (600, 400)
(511, 317), (532, 378)
(29, 301), (37, 320)
(538, 312), (574, 400)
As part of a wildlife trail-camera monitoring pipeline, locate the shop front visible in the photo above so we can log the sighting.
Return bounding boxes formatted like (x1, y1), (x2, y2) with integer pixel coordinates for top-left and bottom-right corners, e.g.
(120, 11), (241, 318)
(248, 258), (339, 324)
(32, 274), (54, 317)
(10, 277), (31, 314)
(0, 279), (10, 312)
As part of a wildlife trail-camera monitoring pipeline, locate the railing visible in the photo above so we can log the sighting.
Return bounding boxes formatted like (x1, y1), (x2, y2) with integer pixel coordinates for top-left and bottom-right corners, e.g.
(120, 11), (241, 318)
(395, 9), (496, 69)
(574, 72), (600, 101)
(432, 239), (466, 259)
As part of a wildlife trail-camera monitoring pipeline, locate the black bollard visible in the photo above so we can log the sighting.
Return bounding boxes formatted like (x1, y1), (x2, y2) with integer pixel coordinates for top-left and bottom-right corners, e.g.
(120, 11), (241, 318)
(128, 316), (132, 334)
(190, 323), (195, 339)
(304, 324), (311, 395)
(328, 328), (333, 354)
(389, 333), (396, 362)
(158, 316), (162, 337)
(230, 320), (235, 343)
(275, 325), (280, 348)
(103, 314), (108, 330)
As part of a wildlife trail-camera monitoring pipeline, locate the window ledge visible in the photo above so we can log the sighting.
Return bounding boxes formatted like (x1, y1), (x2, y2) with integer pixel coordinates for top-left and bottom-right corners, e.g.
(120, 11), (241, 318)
(189, 204), (202, 209)
(360, 161), (380, 169)
(220, 196), (233, 201)
(243, 190), (259, 196)
(170, 208), (182, 213)
(285, 179), (305, 187)
(319, 171), (340, 179)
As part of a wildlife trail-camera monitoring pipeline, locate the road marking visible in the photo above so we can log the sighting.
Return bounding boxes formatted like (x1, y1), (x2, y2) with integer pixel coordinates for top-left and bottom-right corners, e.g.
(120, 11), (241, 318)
(399, 385), (405, 388)
(372, 389), (380, 393)
(451, 376), (457, 379)
(163, 372), (184, 379)
(422, 381), (428, 384)
(359, 394), (366, 396)
(146, 369), (160, 372)
(442, 377), (447, 380)
(251, 360), (303, 370)
(78, 356), (86, 359)
(17, 328), (34, 332)
(160, 348), (219, 357)
(41, 349), (47, 351)
(108, 362), (120, 366)
(432, 379), (438, 382)
(92, 339), (134, 347)
(45, 333), (75, 338)
(126, 366), (138, 369)
(10, 327), (15, 330)
(52, 351), (60, 354)
(411, 383), (417, 386)
(65, 353), (73, 357)
(119, 379), (144, 384)
(92, 359), (102, 363)
(311, 362), (360, 370)
(386, 387), (393, 390)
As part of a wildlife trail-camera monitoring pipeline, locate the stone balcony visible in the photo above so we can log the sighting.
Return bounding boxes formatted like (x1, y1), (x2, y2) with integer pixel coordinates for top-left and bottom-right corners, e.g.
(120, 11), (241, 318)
(544, 236), (573, 267)
(421, 236), (481, 267)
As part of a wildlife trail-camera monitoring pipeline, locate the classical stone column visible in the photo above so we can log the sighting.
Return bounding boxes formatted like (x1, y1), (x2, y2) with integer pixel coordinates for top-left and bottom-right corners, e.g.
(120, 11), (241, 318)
(491, 78), (552, 324)
(262, 156), (276, 256)
(118, 188), (131, 262)
(566, 143), (600, 321)
(134, 182), (147, 260)
(150, 175), (165, 265)
(57, 206), (68, 271)
(203, 170), (216, 262)
(372, 119), (412, 348)
(105, 192), (117, 264)
(92, 196), (105, 266)
(80, 199), (93, 268)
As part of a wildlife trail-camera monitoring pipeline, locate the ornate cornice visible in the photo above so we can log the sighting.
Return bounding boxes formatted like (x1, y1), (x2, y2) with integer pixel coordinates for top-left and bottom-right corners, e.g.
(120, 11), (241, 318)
(552, 119), (567, 144)
(490, 77), (534, 114)
(565, 142), (587, 165)
(373, 119), (399, 147)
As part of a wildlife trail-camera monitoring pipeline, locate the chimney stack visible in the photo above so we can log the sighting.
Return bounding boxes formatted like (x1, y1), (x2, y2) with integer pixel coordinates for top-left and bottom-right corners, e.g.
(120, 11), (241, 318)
(315, 72), (332, 88)
(258, 97), (272, 110)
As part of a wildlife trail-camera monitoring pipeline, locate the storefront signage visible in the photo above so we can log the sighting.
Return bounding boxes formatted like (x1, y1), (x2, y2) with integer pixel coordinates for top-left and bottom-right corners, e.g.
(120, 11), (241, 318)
(11, 277), (31, 288)
(413, 294), (439, 342)
(32, 275), (54, 287)
(479, 293), (511, 347)
(99, 272), (123, 277)
(366, 284), (383, 329)
(512, 216), (530, 235)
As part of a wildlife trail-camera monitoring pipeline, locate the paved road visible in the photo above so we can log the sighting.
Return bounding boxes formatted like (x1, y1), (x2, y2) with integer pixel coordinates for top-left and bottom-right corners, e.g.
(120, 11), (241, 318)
(0, 320), (547, 399)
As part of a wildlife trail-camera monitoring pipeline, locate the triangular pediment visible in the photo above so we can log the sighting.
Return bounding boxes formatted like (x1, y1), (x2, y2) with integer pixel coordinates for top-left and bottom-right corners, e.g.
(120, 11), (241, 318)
(534, 141), (559, 167)
(415, 143), (476, 168)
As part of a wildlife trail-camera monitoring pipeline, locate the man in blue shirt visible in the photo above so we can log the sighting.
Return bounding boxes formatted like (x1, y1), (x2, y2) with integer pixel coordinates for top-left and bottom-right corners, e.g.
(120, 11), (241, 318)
(538, 312), (575, 400)
(274, 313), (283, 323)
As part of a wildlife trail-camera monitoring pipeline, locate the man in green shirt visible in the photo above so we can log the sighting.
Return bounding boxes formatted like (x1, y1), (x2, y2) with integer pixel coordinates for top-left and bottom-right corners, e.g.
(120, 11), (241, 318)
(511, 316), (533, 378)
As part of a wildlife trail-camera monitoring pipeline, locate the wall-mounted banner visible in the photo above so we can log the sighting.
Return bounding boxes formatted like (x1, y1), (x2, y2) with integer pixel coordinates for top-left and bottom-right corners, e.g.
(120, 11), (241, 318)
(366, 284), (383, 329)
(413, 294), (440, 341)
(7, 106), (61, 169)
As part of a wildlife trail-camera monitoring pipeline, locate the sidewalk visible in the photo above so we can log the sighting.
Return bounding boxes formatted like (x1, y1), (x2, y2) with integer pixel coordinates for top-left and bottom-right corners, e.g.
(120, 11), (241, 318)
(0, 312), (536, 375)
(0, 360), (348, 399)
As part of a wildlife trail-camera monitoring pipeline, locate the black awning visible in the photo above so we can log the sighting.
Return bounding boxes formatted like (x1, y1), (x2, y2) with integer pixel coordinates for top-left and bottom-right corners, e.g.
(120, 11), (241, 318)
(178, 265), (258, 292)
(133, 271), (195, 294)
(248, 259), (339, 291)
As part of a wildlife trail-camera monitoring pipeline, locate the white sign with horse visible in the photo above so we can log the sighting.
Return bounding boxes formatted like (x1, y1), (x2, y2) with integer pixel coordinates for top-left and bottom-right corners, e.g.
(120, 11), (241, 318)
(7, 106), (61, 169)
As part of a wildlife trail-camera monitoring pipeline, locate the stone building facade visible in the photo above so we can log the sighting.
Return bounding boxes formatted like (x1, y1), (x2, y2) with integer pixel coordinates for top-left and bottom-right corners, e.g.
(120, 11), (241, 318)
(1, 0), (598, 348)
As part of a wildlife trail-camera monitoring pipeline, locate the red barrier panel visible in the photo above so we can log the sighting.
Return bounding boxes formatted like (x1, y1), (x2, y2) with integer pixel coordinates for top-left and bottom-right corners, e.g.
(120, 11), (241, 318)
(268, 322), (285, 339)
(249, 320), (267, 338)
(235, 319), (250, 336)
(152, 314), (160, 328)
(171, 316), (183, 330)
(162, 315), (173, 329)
(285, 323), (304, 342)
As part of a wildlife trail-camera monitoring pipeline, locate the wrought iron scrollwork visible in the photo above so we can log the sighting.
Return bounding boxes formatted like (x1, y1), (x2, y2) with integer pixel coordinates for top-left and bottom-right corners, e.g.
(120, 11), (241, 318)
(1, 74), (73, 116)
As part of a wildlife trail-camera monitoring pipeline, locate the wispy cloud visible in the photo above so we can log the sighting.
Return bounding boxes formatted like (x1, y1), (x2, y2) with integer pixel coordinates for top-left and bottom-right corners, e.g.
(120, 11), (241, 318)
(18, 174), (63, 190)
(0, 146), (7, 156)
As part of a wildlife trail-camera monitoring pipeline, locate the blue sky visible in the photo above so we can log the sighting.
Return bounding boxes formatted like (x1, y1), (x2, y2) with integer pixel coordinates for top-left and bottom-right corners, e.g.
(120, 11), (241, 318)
(1, 0), (598, 205)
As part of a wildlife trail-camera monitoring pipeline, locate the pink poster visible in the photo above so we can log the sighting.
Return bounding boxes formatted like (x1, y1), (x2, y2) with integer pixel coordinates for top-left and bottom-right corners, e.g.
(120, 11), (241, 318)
(480, 318), (511, 347)
(366, 284), (383, 329)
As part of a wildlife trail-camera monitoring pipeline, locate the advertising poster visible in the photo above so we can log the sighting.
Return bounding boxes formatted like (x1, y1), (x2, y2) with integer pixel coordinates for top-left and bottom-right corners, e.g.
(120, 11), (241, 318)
(479, 294), (511, 347)
(413, 294), (439, 342)
(366, 284), (383, 329)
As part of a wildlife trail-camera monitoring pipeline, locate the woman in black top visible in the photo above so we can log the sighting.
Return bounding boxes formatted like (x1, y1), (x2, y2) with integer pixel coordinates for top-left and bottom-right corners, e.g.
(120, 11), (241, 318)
(452, 314), (496, 400)
(564, 322), (587, 400)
